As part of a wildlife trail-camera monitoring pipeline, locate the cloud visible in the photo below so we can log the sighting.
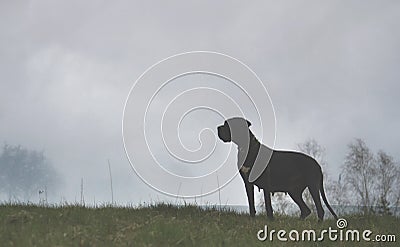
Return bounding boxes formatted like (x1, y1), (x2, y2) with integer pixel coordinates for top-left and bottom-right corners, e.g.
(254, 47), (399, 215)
(0, 0), (399, 205)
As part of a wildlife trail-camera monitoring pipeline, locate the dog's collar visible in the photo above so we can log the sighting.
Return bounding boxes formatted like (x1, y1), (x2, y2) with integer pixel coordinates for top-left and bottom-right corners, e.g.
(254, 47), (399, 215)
(237, 136), (259, 154)
(240, 165), (250, 174)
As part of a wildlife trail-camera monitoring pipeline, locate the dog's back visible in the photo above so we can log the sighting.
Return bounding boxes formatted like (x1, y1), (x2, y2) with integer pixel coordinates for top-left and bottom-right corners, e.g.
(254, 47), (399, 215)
(253, 148), (322, 192)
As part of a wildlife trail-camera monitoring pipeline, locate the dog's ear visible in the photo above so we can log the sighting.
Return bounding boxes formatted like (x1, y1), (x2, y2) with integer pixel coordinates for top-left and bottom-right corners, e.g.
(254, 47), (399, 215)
(247, 120), (252, 127)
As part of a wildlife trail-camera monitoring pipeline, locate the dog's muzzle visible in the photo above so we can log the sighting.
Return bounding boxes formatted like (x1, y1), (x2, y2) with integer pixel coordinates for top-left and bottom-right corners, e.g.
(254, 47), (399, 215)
(217, 125), (231, 142)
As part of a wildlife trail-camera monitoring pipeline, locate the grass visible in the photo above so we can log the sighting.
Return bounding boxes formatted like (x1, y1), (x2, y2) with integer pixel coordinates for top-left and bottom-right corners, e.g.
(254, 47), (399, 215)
(0, 203), (398, 246)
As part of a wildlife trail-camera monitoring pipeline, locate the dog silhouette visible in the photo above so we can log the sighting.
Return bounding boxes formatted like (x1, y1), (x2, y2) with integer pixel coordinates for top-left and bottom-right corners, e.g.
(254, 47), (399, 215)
(217, 117), (338, 221)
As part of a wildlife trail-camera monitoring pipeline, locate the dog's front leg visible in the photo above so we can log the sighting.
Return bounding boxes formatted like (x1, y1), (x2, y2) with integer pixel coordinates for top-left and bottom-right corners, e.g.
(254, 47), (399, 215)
(245, 183), (256, 217)
(240, 171), (255, 217)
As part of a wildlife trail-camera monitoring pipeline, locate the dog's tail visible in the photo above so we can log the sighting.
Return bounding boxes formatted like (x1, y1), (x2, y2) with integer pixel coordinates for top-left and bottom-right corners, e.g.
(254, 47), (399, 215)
(320, 177), (338, 220)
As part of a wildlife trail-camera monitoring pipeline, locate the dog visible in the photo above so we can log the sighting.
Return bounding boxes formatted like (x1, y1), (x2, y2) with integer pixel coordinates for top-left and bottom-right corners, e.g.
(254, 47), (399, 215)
(217, 117), (338, 221)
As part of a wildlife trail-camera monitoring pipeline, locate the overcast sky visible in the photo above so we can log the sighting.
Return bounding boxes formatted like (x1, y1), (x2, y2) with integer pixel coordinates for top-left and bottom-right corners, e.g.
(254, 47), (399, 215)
(1, 1), (399, 206)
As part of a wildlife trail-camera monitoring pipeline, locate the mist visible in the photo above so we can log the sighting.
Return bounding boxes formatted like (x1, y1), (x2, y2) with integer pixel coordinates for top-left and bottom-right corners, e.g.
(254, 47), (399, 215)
(1, 1), (399, 206)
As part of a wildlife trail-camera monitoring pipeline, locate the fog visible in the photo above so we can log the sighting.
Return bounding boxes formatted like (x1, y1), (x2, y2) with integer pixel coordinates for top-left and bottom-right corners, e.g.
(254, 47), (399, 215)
(1, 1), (399, 206)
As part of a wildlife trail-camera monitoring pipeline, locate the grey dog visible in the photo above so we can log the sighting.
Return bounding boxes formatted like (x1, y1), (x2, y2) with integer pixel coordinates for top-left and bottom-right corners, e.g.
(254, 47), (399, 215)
(217, 117), (338, 221)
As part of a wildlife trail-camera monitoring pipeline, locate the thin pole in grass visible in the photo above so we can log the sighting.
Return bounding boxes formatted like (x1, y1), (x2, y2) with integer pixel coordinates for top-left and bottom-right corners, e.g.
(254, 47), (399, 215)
(200, 184), (203, 206)
(108, 159), (114, 205)
(175, 182), (182, 205)
(80, 177), (85, 206)
(39, 189), (45, 205)
(45, 185), (48, 205)
(216, 173), (221, 211)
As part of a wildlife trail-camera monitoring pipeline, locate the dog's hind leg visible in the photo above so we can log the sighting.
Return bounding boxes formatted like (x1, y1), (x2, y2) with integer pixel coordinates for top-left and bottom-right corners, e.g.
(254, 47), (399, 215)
(263, 190), (274, 220)
(308, 184), (325, 221)
(289, 190), (311, 219)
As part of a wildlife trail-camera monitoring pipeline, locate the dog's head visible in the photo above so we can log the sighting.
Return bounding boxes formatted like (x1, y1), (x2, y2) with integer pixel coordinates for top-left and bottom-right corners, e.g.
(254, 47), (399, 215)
(217, 117), (252, 145)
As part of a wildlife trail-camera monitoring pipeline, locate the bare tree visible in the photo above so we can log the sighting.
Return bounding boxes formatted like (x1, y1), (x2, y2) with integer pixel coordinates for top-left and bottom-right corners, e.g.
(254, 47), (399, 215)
(342, 139), (376, 214)
(296, 139), (328, 211)
(257, 191), (292, 215)
(394, 172), (400, 216)
(328, 175), (351, 214)
(297, 139), (327, 168)
(375, 150), (399, 215)
(271, 192), (292, 215)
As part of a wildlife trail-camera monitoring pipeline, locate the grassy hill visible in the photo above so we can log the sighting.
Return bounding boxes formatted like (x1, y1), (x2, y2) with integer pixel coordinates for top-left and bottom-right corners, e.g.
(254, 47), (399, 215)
(0, 203), (398, 246)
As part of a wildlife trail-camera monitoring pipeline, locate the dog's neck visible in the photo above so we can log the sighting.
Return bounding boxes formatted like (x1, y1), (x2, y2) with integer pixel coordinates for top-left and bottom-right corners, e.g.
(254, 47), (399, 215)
(236, 131), (260, 153)
(236, 130), (274, 173)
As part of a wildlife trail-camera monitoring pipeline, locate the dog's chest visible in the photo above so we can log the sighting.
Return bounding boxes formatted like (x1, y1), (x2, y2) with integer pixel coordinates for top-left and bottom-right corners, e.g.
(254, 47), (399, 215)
(237, 144), (274, 187)
(237, 148), (247, 168)
(237, 147), (257, 168)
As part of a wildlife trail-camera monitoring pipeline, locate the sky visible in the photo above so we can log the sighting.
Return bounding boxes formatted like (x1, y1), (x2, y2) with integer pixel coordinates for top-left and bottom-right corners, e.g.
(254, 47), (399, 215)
(1, 1), (399, 206)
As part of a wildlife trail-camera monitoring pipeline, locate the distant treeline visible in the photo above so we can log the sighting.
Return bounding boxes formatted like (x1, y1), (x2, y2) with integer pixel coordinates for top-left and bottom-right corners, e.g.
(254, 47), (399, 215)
(0, 144), (60, 201)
